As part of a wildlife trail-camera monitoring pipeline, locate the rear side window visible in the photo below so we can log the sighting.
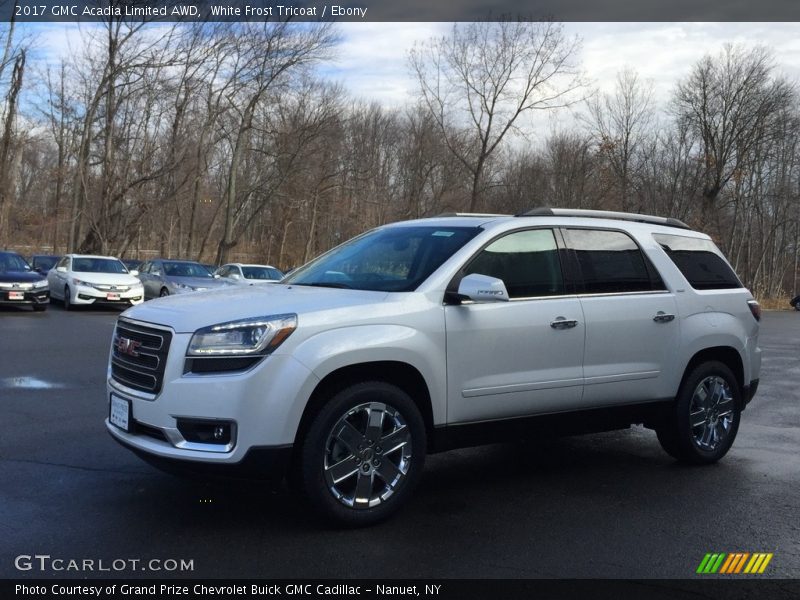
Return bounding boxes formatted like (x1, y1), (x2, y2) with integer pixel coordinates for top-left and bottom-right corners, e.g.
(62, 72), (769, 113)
(653, 234), (742, 290)
(564, 229), (662, 294)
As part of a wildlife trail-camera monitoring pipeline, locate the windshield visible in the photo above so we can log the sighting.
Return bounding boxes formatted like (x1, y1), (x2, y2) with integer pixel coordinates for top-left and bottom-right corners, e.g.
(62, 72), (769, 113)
(164, 261), (213, 278)
(242, 266), (283, 280)
(0, 253), (31, 272)
(72, 258), (128, 274)
(33, 256), (59, 271)
(284, 226), (480, 292)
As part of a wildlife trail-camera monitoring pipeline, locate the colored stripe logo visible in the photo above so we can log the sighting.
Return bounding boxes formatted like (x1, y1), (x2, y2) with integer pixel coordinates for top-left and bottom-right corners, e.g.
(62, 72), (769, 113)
(697, 552), (773, 574)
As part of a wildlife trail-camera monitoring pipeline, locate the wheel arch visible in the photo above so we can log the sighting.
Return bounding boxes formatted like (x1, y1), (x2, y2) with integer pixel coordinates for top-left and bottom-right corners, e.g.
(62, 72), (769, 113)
(679, 346), (745, 400)
(293, 361), (435, 451)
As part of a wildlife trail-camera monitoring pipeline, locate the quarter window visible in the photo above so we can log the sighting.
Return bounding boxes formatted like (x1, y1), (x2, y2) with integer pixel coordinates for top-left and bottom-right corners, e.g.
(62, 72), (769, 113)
(653, 233), (742, 290)
(564, 229), (660, 294)
(464, 229), (565, 299)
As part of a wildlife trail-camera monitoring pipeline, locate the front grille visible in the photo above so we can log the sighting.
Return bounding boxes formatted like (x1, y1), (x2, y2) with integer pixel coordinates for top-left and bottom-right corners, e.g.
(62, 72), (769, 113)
(111, 319), (172, 394)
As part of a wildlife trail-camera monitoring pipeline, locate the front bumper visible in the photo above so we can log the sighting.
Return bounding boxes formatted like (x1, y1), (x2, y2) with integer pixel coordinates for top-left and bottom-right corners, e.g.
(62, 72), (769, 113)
(109, 429), (292, 481)
(105, 333), (319, 475)
(74, 285), (143, 306)
(0, 288), (49, 306)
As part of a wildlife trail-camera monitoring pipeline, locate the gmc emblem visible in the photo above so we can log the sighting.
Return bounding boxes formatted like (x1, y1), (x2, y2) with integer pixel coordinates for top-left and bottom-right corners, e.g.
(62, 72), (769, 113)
(116, 336), (142, 357)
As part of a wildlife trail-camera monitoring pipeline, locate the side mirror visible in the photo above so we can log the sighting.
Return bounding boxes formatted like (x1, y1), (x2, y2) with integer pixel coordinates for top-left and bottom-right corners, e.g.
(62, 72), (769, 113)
(230, 273), (241, 280)
(129, 269), (139, 277)
(456, 273), (509, 303)
(213, 273), (221, 279)
(56, 266), (67, 273)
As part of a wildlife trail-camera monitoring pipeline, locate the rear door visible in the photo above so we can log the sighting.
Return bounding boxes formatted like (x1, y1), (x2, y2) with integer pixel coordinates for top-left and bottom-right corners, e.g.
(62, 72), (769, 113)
(445, 228), (585, 423)
(562, 228), (679, 405)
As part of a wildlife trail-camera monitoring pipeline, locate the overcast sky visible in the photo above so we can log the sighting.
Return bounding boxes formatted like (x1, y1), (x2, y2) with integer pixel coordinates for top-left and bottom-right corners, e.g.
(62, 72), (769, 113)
(29, 21), (800, 133)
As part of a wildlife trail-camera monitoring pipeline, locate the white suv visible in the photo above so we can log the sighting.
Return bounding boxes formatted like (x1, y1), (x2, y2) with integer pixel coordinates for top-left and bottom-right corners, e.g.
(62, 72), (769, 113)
(105, 209), (761, 525)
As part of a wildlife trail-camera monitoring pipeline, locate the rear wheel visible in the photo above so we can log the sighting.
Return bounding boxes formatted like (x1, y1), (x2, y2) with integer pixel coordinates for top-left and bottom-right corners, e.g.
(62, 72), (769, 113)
(657, 361), (741, 464)
(297, 381), (426, 526)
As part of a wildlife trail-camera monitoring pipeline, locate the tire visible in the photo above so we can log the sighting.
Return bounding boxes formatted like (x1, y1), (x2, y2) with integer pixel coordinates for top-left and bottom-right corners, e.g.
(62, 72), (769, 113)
(297, 381), (427, 527)
(160, 288), (169, 297)
(63, 286), (72, 311)
(656, 361), (741, 464)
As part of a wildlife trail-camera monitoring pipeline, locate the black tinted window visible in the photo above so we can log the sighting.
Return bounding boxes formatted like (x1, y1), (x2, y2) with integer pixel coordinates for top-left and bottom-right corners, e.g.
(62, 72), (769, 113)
(565, 229), (657, 294)
(654, 234), (742, 290)
(465, 229), (564, 298)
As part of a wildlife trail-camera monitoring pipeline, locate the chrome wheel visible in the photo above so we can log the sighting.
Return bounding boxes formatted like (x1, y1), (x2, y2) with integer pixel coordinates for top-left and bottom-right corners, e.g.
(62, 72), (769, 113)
(689, 375), (734, 451)
(323, 401), (412, 509)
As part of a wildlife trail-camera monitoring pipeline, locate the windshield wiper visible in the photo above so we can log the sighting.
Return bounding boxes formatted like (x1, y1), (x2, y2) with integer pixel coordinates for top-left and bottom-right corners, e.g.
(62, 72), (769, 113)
(293, 282), (353, 289)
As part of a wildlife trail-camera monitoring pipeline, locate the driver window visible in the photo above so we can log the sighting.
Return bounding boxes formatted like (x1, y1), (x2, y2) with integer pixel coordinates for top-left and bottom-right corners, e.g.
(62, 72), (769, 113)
(464, 229), (565, 299)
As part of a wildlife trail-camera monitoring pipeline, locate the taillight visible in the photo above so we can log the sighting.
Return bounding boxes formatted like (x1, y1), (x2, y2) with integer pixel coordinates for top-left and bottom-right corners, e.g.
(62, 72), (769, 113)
(747, 300), (761, 322)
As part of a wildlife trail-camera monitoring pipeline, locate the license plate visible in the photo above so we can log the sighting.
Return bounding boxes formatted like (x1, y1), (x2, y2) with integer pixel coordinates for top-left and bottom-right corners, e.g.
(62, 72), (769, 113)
(109, 394), (131, 432)
(8, 291), (23, 300)
(107, 293), (120, 300)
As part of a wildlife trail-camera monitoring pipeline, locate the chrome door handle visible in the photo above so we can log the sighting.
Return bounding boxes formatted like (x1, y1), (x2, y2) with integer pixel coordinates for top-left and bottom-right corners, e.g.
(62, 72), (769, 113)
(550, 318), (578, 329)
(653, 312), (675, 323)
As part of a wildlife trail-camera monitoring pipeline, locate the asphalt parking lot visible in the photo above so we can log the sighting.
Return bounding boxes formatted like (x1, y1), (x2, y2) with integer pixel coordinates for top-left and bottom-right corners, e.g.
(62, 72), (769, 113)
(1, 302), (798, 579)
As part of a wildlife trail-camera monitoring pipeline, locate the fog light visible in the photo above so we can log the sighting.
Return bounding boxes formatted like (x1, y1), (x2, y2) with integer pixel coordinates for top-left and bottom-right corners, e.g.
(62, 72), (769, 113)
(176, 419), (234, 446)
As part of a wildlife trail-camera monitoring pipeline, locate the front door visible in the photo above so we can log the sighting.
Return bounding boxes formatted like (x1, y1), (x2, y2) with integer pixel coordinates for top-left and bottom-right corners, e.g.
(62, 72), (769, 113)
(445, 228), (585, 424)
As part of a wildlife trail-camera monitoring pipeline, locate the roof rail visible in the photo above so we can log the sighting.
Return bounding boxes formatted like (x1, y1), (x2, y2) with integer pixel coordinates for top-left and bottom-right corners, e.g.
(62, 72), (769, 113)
(517, 207), (691, 230)
(435, 212), (509, 218)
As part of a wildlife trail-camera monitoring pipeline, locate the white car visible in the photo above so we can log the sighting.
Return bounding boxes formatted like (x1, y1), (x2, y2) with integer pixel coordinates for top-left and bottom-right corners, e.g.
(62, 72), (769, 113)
(49, 254), (144, 310)
(214, 263), (284, 285)
(106, 209), (761, 525)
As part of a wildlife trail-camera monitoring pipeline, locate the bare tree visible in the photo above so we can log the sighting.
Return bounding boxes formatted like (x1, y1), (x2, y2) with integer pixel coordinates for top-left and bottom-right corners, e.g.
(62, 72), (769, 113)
(409, 19), (585, 212)
(674, 44), (795, 220)
(214, 21), (337, 264)
(584, 68), (654, 212)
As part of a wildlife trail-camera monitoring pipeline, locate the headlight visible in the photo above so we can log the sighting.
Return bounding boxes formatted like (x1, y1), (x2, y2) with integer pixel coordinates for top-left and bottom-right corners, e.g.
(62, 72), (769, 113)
(173, 282), (194, 291)
(33, 280), (48, 289)
(187, 314), (297, 357)
(72, 278), (95, 287)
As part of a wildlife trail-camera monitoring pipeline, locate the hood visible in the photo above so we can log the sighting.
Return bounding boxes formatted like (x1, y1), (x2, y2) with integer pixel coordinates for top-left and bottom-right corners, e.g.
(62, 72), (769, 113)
(121, 284), (389, 333)
(168, 276), (229, 289)
(71, 272), (142, 287)
(0, 270), (45, 284)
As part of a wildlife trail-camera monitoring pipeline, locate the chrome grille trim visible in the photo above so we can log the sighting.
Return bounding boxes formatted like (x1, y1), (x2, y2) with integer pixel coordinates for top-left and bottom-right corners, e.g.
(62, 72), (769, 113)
(110, 319), (173, 395)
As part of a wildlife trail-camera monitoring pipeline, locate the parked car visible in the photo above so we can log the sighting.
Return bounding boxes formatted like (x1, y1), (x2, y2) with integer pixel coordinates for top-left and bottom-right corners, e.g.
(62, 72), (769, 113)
(137, 259), (230, 299)
(790, 295), (800, 310)
(106, 209), (761, 526)
(122, 259), (143, 272)
(0, 251), (49, 311)
(48, 254), (144, 310)
(214, 263), (284, 285)
(30, 254), (61, 275)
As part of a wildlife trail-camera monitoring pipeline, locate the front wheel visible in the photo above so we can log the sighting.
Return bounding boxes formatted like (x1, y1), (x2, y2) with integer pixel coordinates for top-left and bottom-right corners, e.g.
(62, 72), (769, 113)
(63, 286), (72, 311)
(656, 361), (741, 464)
(160, 288), (170, 297)
(297, 381), (426, 526)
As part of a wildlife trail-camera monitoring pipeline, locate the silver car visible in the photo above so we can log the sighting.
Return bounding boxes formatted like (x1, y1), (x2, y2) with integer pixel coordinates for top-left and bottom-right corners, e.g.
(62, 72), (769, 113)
(137, 259), (230, 299)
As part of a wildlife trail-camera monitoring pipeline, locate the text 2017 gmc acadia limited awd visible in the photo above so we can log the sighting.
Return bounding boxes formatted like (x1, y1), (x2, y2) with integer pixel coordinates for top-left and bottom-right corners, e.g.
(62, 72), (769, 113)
(105, 209), (761, 525)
